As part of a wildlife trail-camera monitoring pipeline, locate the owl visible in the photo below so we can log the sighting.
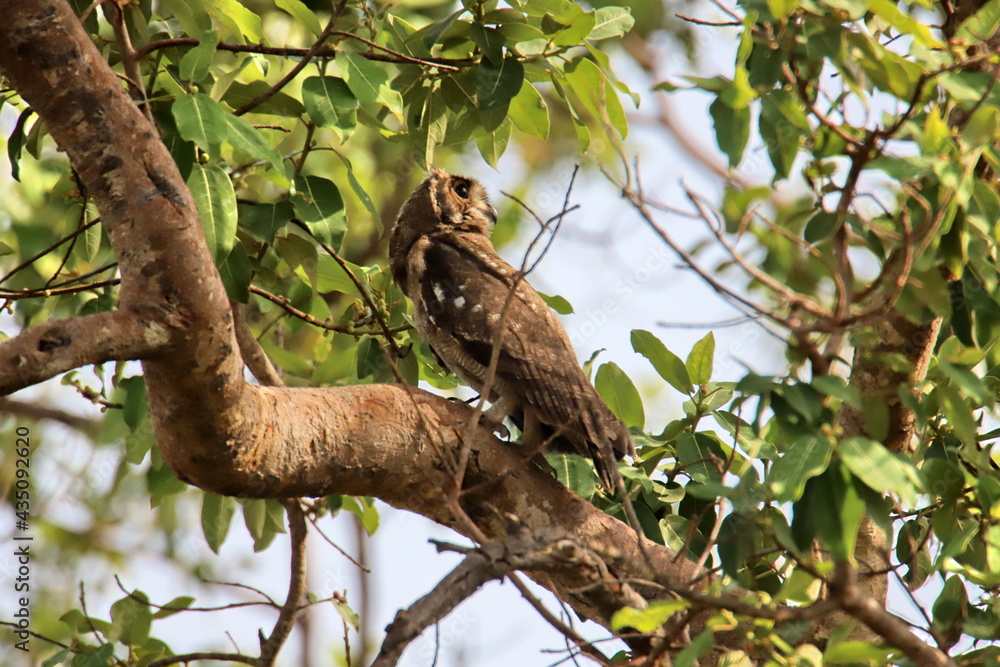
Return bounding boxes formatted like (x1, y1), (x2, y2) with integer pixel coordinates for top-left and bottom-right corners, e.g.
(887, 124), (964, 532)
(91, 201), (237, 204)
(389, 168), (633, 489)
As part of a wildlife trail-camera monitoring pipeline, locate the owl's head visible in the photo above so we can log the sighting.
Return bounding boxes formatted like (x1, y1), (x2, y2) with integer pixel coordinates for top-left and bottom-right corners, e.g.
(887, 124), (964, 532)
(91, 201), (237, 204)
(389, 168), (497, 288)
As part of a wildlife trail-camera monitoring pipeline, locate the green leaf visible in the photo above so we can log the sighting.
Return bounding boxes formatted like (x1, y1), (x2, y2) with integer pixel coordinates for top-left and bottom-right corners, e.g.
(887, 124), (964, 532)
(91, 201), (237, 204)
(868, 0), (944, 48)
(342, 496), (380, 535)
(521, 0), (577, 21)
(719, 67), (755, 109)
(120, 376), (148, 430)
(938, 359), (991, 406)
(475, 117), (512, 168)
(210, 0), (264, 42)
(537, 291), (573, 314)
(676, 630), (715, 667)
(471, 24), (506, 64)
(172, 93), (228, 156)
(550, 9), (596, 46)
(676, 432), (725, 484)
(546, 453), (598, 499)
(218, 244), (251, 302)
(810, 375), (861, 407)
(631, 329), (694, 395)
(932, 574), (969, 636)
(291, 175), (347, 250)
(74, 643), (115, 667)
(148, 461), (188, 508)
(686, 332), (715, 385)
(709, 97), (749, 168)
(768, 436), (832, 502)
(823, 642), (896, 663)
(759, 90), (807, 181)
(240, 200), (291, 243)
(263, 341), (314, 377)
(564, 58), (628, 139)
(275, 0), (322, 36)
(477, 55), (524, 112)
(241, 498), (266, 542)
(822, 0), (868, 18)
(660, 513), (706, 558)
(201, 492), (236, 554)
(923, 458), (965, 501)
(821, 464), (867, 559)
(334, 599), (361, 631)
(589, 6), (634, 40)
(188, 163), (238, 263)
(509, 83), (549, 139)
(421, 8), (465, 49)
(223, 81), (305, 116)
(839, 437), (922, 507)
(225, 112), (285, 173)
(954, 0), (1000, 44)
(302, 76), (358, 132)
(611, 600), (689, 633)
(595, 362), (645, 429)
(804, 211), (839, 244)
(334, 152), (380, 233)
(414, 84), (448, 165)
(962, 105), (1000, 149)
(713, 411), (778, 459)
(124, 418), (153, 464)
(108, 592), (152, 645)
(151, 596), (195, 620)
(6, 107), (29, 179)
(179, 29), (219, 81)
(340, 53), (403, 117)
(42, 649), (71, 667)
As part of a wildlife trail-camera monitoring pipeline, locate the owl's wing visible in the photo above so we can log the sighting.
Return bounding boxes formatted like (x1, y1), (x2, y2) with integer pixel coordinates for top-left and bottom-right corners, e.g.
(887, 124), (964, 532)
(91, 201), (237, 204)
(419, 235), (626, 450)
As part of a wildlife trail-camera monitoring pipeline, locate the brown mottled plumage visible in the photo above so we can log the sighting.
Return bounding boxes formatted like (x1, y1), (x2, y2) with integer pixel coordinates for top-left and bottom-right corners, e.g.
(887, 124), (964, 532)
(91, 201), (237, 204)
(389, 168), (633, 489)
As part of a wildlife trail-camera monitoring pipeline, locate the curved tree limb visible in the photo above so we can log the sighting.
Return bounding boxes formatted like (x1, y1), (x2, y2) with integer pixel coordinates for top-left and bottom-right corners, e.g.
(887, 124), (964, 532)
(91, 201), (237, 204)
(0, 0), (708, 648)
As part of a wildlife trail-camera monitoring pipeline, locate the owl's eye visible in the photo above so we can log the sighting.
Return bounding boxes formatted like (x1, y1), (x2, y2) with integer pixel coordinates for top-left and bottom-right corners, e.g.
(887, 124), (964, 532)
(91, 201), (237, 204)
(453, 181), (470, 199)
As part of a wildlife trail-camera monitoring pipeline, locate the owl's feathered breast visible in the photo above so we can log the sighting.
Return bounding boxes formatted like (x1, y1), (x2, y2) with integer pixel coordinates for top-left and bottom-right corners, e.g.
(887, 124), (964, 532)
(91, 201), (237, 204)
(406, 231), (613, 432)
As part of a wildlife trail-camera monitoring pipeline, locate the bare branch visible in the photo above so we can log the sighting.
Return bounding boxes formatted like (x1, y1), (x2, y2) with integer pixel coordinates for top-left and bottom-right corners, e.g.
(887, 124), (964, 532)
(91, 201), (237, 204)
(234, 3), (349, 116)
(233, 301), (283, 387)
(373, 527), (622, 667)
(259, 501), (309, 666)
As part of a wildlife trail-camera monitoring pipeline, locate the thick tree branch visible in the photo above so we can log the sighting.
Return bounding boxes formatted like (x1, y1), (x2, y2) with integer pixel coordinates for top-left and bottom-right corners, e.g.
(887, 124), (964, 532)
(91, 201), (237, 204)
(0, 310), (168, 394)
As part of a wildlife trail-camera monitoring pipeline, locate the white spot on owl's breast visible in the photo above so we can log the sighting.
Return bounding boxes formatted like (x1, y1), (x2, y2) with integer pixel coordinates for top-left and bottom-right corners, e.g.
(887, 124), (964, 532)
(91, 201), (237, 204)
(472, 304), (483, 313)
(454, 296), (466, 308)
(432, 283), (446, 302)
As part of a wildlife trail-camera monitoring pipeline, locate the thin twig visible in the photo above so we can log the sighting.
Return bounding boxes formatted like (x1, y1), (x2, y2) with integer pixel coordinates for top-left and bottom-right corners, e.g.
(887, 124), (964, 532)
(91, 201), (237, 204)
(248, 285), (411, 336)
(133, 38), (468, 71)
(675, 13), (741, 26)
(258, 501), (309, 666)
(235, 3), (348, 117)
(0, 217), (102, 285)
